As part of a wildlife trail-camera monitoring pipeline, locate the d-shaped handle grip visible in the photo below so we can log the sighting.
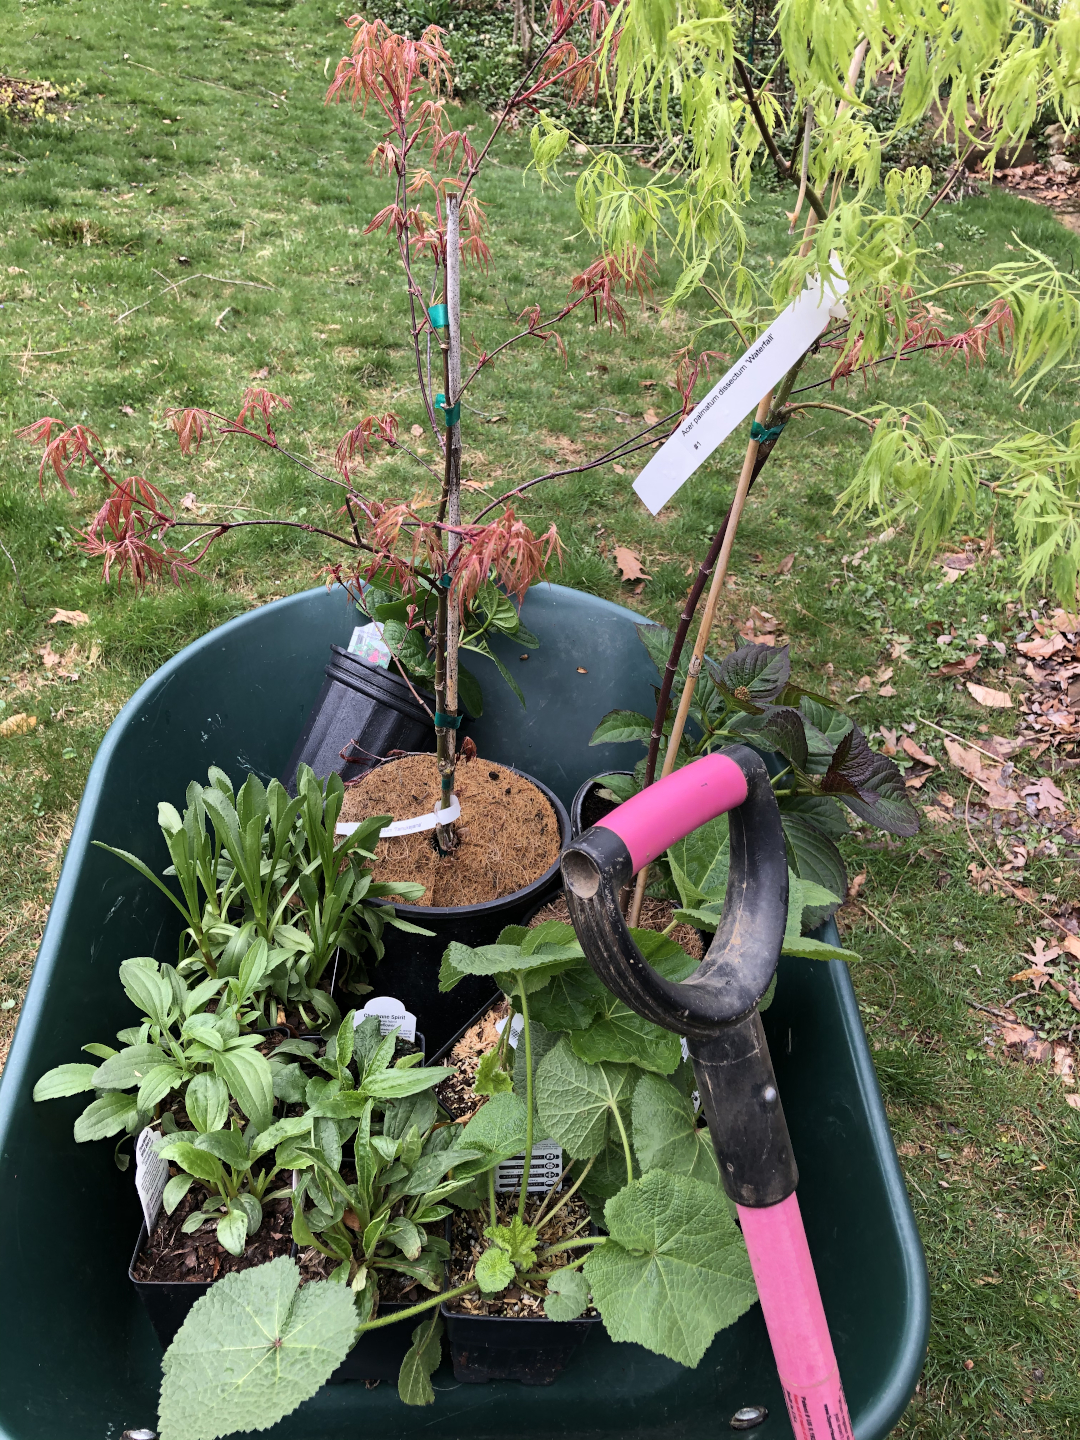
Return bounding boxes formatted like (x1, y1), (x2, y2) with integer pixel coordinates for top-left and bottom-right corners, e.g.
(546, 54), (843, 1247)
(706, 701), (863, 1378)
(561, 745), (787, 1035)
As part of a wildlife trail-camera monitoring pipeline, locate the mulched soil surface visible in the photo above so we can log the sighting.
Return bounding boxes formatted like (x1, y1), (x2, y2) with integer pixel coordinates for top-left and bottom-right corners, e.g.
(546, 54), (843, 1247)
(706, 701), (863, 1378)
(132, 1190), (293, 1283)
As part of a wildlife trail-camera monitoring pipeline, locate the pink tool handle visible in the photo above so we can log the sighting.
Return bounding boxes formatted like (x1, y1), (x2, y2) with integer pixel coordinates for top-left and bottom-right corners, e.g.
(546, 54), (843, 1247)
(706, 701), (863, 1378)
(595, 752), (747, 871)
(738, 1194), (853, 1440)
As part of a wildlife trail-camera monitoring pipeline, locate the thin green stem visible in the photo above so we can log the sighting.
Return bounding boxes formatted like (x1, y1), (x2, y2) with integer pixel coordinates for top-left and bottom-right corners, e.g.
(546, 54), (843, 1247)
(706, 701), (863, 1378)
(535, 1153), (594, 1230)
(517, 978), (534, 1222)
(356, 1280), (478, 1332)
(609, 1101), (634, 1187)
(538, 1234), (604, 1260)
(488, 1164), (497, 1232)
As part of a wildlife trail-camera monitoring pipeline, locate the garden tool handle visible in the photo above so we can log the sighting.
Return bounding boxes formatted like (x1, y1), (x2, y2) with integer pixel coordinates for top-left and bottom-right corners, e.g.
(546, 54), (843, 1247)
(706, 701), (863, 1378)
(738, 1195), (853, 1440)
(562, 746), (788, 1034)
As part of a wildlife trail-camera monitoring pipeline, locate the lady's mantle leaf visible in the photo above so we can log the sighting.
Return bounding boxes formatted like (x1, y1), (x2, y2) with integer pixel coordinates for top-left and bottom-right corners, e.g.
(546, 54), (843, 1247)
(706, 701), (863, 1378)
(631, 1072), (720, 1186)
(535, 1040), (637, 1158)
(822, 726), (920, 837)
(584, 1171), (756, 1367)
(544, 1266), (590, 1321)
(397, 1316), (444, 1407)
(158, 1255), (356, 1440)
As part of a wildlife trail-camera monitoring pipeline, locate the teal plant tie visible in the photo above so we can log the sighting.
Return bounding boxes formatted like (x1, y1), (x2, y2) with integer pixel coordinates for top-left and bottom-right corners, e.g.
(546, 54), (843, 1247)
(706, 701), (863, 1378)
(434, 711), (462, 729)
(435, 392), (460, 427)
(438, 572), (452, 589)
(751, 420), (786, 445)
(428, 303), (449, 329)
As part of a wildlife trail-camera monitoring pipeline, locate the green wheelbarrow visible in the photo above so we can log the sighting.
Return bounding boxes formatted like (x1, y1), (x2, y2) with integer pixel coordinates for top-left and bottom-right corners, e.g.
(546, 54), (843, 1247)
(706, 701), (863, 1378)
(0, 583), (928, 1440)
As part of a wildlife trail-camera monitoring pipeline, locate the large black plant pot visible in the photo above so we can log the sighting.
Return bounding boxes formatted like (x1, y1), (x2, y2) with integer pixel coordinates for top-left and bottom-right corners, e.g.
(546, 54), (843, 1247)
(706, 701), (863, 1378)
(281, 644), (434, 793)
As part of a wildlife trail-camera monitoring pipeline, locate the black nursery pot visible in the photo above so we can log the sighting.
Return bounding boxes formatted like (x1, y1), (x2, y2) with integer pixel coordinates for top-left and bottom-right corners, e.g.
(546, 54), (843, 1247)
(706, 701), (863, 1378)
(570, 770), (634, 837)
(281, 645), (435, 793)
(129, 1223), (213, 1351)
(354, 771), (571, 1055)
(439, 1306), (600, 1385)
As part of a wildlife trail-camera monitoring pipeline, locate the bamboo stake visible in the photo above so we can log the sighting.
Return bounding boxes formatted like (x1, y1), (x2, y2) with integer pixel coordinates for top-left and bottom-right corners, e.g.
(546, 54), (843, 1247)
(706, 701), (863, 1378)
(626, 391), (773, 927)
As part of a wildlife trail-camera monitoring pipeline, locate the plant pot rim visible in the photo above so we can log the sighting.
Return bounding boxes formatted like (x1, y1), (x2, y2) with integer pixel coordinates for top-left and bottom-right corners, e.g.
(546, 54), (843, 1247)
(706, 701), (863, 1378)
(368, 765), (570, 920)
(439, 1300), (602, 1329)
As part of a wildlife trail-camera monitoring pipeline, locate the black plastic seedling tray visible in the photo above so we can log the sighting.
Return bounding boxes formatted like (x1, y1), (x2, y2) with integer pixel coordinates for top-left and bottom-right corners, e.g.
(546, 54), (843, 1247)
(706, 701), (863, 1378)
(0, 583), (928, 1440)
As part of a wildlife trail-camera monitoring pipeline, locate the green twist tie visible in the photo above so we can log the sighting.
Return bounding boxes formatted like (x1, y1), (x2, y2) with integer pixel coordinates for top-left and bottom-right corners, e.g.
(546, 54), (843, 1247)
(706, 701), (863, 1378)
(435, 393), (460, 427)
(428, 303), (449, 330)
(751, 420), (786, 444)
(434, 711), (462, 729)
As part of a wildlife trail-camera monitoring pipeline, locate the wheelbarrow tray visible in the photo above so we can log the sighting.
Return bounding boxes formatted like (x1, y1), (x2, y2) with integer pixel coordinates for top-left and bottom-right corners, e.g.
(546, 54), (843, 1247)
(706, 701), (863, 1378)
(0, 583), (928, 1440)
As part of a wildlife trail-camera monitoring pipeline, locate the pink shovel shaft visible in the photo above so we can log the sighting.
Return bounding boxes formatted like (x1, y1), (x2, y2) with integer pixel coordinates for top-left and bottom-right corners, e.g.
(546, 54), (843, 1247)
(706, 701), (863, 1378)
(737, 1194), (853, 1440)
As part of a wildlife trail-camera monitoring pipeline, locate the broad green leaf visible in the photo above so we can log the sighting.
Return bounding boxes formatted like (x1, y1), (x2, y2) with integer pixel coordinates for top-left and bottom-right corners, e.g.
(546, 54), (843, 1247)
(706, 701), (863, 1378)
(584, 1171), (757, 1367)
(635, 622), (677, 682)
(159, 1140), (226, 1188)
(195, 1128), (252, 1170)
(594, 772), (638, 803)
(163, 1174), (194, 1215)
(362, 1066), (454, 1099)
(782, 876), (861, 961)
(460, 1091), (529, 1159)
(526, 964), (607, 1033)
(781, 814), (847, 926)
(728, 705), (809, 770)
(118, 957), (176, 1029)
(798, 698), (853, 774)
(475, 1246), (516, 1294)
(94, 1044), (167, 1092)
(578, 1139), (638, 1216)
(138, 1063), (185, 1113)
(822, 726), (920, 837)
(442, 940), (573, 977)
(33, 1063), (99, 1101)
(158, 1256), (356, 1440)
(213, 1048), (274, 1132)
(216, 1205), (249, 1258)
(512, 1016), (562, 1096)
(73, 1090), (140, 1142)
(570, 1004), (682, 1076)
(779, 792), (849, 839)
(249, 1115), (313, 1161)
(544, 1266), (589, 1321)
(457, 663), (483, 720)
(520, 920), (579, 955)
(668, 815), (729, 908)
(397, 1316), (444, 1407)
(384, 1217), (424, 1261)
(631, 1072), (720, 1186)
(185, 1073), (229, 1135)
(589, 709), (653, 747)
(535, 1040), (637, 1159)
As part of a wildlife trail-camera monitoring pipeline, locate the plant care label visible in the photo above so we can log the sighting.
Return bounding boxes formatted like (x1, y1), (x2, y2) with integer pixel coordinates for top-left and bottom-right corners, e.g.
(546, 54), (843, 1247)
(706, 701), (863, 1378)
(336, 792), (461, 841)
(495, 1140), (564, 1195)
(347, 621), (391, 668)
(135, 1127), (169, 1233)
(494, 1013), (525, 1049)
(632, 259), (849, 515)
(356, 996), (417, 1042)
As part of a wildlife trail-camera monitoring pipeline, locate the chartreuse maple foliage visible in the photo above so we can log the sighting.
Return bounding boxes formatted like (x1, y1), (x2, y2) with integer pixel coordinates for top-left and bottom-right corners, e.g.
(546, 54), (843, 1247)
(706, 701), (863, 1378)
(527, 0), (1080, 601)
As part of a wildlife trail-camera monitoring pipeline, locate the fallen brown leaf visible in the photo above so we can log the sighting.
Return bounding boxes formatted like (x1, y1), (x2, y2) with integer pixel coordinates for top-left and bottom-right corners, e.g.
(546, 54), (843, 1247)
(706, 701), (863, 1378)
(1054, 1044), (1075, 1083)
(1066, 1094), (1080, 1110)
(48, 609), (89, 627)
(777, 553), (795, 576)
(180, 492), (198, 512)
(1017, 633), (1065, 658)
(1022, 776), (1067, 816)
(878, 684), (897, 697)
(614, 546), (650, 583)
(0, 713), (36, 739)
(999, 1021), (1036, 1046)
(922, 804), (953, 823)
(612, 463), (626, 475)
(848, 870), (867, 900)
(966, 681), (1012, 709)
(940, 653), (980, 676)
(119, 404), (136, 417)
(1049, 609), (1080, 633)
(904, 772), (933, 789)
(410, 423), (425, 438)
(38, 643), (63, 670)
(879, 727), (898, 756)
(642, 407), (660, 425)
(900, 736), (937, 766)
(1061, 935), (1080, 961)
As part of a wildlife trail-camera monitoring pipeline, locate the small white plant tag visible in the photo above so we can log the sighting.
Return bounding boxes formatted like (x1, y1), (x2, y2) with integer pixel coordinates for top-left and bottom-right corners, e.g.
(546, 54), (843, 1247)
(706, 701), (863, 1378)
(135, 1127), (169, 1233)
(356, 996), (417, 1042)
(494, 1013), (525, 1049)
(495, 1139), (564, 1195)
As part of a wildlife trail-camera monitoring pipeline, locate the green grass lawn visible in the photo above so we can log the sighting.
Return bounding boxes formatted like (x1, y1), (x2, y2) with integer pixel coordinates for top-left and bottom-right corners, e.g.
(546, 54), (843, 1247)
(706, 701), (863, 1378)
(4, 1), (1080, 1434)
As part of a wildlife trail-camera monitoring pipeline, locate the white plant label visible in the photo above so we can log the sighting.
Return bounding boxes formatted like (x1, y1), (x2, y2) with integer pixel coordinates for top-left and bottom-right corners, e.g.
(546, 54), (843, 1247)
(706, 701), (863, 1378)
(135, 1127), (169, 1233)
(347, 621), (391, 668)
(494, 1013), (525, 1049)
(495, 1139), (564, 1195)
(336, 792), (460, 840)
(632, 262), (850, 515)
(356, 996), (417, 1042)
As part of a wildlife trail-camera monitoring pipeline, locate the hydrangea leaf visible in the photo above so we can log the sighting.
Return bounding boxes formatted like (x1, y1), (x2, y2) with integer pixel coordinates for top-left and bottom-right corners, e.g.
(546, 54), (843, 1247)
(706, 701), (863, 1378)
(157, 1256), (356, 1440)
(821, 726), (920, 837)
(584, 1171), (757, 1367)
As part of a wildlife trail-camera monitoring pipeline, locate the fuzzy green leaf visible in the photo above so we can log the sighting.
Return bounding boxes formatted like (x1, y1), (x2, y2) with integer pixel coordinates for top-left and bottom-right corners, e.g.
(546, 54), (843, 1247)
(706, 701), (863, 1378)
(459, 1091), (529, 1159)
(570, 1003), (682, 1076)
(185, 1072), (230, 1135)
(33, 1063), (100, 1101)
(73, 1090), (140, 1142)
(94, 1043), (167, 1092)
(397, 1316), (444, 1407)
(475, 1246), (517, 1294)
(544, 1266), (590, 1322)
(584, 1171), (756, 1367)
(535, 1040), (637, 1159)
(526, 964), (607, 1032)
(473, 1048), (514, 1097)
(668, 815), (729, 908)
(631, 1072), (720, 1186)
(158, 1256), (356, 1440)
(213, 1048), (274, 1133)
